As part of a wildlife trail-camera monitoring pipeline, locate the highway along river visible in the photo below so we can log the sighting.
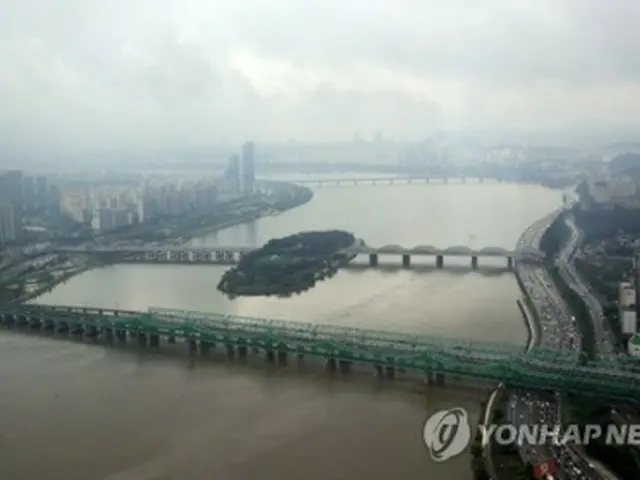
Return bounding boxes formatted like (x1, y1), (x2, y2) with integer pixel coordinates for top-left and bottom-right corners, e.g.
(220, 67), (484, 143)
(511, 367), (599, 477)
(1, 175), (561, 480)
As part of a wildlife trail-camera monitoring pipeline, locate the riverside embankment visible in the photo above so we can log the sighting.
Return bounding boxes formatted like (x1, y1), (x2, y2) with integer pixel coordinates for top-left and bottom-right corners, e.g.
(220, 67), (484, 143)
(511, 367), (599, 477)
(8, 179), (562, 480)
(1, 182), (314, 306)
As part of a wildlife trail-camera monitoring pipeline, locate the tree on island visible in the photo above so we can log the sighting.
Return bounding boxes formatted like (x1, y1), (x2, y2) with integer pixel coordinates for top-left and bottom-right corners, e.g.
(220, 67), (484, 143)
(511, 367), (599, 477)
(218, 230), (356, 297)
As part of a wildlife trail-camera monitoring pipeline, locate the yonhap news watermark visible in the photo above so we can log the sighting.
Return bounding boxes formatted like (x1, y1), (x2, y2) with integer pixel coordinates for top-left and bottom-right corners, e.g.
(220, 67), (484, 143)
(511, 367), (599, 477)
(422, 407), (640, 462)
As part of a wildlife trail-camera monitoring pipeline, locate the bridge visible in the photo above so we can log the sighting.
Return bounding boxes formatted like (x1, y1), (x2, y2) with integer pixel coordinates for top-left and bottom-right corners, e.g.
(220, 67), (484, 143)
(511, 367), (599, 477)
(286, 176), (505, 187)
(1, 304), (638, 400)
(52, 244), (544, 270)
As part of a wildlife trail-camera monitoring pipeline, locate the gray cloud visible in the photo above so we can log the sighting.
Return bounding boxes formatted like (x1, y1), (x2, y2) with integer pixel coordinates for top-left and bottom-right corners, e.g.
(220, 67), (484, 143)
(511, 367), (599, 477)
(1, 0), (640, 155)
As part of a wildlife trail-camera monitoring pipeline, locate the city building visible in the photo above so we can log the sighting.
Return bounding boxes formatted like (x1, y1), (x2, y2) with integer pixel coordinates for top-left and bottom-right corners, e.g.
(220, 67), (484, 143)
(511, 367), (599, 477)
(0, 170), (23, 243)
(224, 154), (241, 194)
(60, 190), (87, 223)
(193, 181), (218, 214)
(619, 281), (638, 335)
(35, 175), (48, 210)
(0, 203), (19, 243)
(92, 208), (137, 231)
(240, 141), (256, 195)
(628, 333), (640, 357)
(23, 176), (35, 211)
(22, 174), (61, 214)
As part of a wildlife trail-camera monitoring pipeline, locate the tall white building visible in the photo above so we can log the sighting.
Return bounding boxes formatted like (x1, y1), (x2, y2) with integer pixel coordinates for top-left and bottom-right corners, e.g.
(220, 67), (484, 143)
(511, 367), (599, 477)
(0, 203), (19, 243)
(240, 141), (256, 195)
(0, 170), (23, 243)
(619, 281), (638, 335)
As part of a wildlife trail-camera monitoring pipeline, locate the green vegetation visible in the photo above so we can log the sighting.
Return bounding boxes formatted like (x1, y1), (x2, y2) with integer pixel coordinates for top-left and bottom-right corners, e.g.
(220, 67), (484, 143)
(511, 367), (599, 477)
(539, 212), (596, 359)
(542, 209), (640, 479)
(571, 203), (639, 347)
(562, 393), (640, 479)
(0, 282), (24, 304)
(481, 393), (531, 480)
(574, 204), (640, 246)
(218, 230), (356, 297)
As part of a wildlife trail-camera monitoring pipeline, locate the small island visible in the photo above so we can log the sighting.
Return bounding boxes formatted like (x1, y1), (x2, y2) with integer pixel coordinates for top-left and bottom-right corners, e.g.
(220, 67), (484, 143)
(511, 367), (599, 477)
(217, 230), (357, 297)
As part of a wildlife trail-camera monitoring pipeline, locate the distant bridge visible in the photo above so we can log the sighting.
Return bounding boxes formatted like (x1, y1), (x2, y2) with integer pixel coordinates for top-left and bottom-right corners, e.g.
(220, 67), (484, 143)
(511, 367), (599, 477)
(0, 304), (637, 399)
(286, 176), (506, 187)
(52, 244), (545, 269)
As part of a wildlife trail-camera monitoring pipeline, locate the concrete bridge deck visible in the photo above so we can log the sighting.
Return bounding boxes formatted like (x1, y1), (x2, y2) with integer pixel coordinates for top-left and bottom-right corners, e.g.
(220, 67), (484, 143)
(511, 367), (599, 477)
(48, 243), (544, 269)
(287, 176), (505, 186)
(52, 244), (521, 257)
(1, 304), (638, 399)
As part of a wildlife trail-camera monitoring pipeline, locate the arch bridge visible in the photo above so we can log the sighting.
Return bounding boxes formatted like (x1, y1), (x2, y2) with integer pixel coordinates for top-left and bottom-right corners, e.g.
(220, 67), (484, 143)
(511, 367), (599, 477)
(0, 304), (637, 400)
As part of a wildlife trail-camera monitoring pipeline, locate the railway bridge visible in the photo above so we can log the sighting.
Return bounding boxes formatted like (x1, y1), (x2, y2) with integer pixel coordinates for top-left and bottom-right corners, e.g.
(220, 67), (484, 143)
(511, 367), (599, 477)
(1, 304), (638, 400)
(51, 244), (545, 270)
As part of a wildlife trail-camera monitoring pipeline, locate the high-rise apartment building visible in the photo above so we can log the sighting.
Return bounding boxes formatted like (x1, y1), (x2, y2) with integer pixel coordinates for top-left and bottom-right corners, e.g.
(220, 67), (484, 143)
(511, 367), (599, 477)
(0, 170), (23, 243)
(35, 175), (48, 210)
(635, 253), (640, 330)
(240, 142), (256, 195)
(225, 154), (241, 193)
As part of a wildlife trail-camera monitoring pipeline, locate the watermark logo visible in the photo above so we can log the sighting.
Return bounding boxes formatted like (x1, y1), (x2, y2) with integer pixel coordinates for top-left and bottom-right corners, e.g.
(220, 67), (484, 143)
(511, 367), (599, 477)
(423, 406), (640, 462)
(422, 407), (471, 462)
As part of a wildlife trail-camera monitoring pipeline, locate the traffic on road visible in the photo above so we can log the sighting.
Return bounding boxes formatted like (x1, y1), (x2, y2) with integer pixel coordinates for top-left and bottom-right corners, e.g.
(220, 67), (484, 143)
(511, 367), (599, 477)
(510, 208), (610, 480)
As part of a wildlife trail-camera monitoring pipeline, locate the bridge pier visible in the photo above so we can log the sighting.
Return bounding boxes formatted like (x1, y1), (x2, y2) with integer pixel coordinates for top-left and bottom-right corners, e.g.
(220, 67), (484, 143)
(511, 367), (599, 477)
(339, 360), (351, 373)
(436, 255), (443, 268)
(326, 357), (337, 372)
(188, 339), (198, 353)
(507, 256), (513, 269)
(85, 325), (99, 337)
(369, 253), (378, 266)
(471, 255), (478, 270)
(104, 328), (114, 342)
(199, 341), (212, 354)
(402, 254), (410, 268)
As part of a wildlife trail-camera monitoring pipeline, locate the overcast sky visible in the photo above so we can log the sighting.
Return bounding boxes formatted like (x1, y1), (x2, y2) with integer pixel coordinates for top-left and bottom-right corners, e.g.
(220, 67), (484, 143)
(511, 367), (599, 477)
(1, 0), (639, 154)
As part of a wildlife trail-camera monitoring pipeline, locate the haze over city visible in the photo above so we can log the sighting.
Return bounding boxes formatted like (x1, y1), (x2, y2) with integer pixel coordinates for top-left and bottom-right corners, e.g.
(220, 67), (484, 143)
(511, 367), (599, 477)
(2, 0), (640, 158)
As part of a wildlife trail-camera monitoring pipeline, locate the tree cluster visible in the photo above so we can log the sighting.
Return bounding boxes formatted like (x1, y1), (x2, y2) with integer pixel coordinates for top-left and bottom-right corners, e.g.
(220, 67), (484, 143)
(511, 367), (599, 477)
(218, 230), (355, 296)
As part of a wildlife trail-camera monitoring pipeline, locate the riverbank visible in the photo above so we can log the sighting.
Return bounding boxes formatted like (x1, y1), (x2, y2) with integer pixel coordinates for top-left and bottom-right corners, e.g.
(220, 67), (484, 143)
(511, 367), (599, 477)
(0, 182), (315, 306)
(12, 265), (93, 304)
(179, 182), (314, 244)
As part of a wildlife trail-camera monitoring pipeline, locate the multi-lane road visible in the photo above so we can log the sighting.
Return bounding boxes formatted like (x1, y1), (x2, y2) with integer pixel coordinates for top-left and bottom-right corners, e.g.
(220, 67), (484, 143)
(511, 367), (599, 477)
(561, 216), (615, 355)
(510, 207), (615, 480)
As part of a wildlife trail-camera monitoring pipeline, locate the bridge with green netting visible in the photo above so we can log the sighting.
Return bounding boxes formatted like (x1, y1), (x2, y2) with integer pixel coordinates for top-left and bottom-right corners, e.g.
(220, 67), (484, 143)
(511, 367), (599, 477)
(1, 303), (638, 400)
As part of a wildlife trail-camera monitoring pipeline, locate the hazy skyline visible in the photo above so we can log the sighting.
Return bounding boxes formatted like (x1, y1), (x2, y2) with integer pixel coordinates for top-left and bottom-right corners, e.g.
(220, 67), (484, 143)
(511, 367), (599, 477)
(1, 0), (639, 155)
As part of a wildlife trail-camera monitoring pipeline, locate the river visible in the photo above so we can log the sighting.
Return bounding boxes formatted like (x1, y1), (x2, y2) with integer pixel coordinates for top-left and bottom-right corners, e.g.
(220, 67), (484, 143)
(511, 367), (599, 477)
(0, 174), (561, 480)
